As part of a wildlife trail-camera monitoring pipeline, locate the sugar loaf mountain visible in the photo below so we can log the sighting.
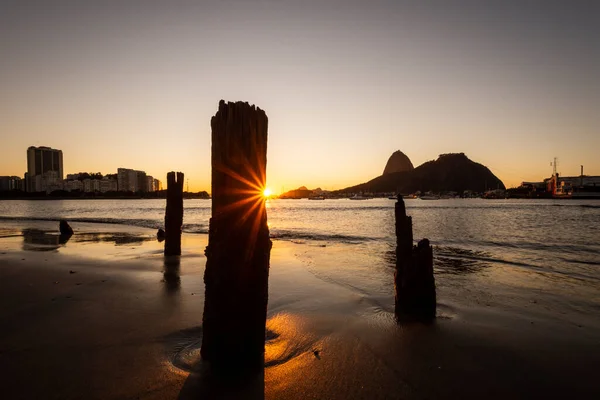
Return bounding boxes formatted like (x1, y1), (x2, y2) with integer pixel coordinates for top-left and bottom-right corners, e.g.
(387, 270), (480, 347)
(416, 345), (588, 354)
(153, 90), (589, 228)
(339, 151), (505, 194)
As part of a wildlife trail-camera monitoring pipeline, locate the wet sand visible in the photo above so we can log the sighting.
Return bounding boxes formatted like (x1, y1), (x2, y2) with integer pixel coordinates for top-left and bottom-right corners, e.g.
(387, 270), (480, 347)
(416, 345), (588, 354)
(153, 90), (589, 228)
(1, 226), (599, 399)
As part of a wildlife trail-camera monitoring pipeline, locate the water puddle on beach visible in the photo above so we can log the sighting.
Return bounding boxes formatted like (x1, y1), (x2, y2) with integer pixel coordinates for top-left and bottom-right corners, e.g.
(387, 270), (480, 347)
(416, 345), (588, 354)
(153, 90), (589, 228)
(2, 221), (163, 258)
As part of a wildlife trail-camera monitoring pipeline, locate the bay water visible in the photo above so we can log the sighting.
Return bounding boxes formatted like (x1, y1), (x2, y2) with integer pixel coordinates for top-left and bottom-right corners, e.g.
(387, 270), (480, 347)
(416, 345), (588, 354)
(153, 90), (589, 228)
(1, 198), (599, 318)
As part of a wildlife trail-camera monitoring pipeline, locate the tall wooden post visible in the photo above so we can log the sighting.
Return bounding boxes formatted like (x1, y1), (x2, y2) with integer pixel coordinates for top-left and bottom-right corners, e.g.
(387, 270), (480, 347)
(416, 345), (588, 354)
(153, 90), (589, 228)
(201, 100), (272, 370)
(164, 171), (184, 256)
(394, 196), (436, 320)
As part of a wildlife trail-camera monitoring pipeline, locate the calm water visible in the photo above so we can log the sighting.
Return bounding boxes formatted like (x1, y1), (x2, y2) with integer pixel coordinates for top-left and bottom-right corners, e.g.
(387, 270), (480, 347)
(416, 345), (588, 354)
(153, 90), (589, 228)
(1, 198), (599, 313)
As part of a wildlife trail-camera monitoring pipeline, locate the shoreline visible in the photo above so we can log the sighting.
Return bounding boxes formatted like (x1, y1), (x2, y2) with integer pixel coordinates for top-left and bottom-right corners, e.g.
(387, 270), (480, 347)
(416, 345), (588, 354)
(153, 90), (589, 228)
(1, 221), (599, 399)
(3, 196), (600, 201)
(0, 195), (211, 201)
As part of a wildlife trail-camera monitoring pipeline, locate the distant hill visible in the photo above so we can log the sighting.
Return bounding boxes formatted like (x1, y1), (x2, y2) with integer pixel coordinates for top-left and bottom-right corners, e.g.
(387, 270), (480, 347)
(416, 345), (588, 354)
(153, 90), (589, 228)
(279, 186), (314, 199)
(337, 153), (505, 194)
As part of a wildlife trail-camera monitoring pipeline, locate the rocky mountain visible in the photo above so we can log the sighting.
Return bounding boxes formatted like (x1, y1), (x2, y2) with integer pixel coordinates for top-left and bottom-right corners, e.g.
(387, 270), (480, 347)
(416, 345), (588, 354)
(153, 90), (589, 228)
(382, 150), (414, 175)
(338, 153), (505, 194)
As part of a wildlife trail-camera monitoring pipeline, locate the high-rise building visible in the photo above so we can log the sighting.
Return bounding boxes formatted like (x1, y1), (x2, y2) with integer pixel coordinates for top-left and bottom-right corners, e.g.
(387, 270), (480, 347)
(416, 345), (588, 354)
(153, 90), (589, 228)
(136, 171), (148, 192)
(117, 168), (148, 192)
(26, 146), (63, 192)
(145, 176), (163, 192)
(146, 176), (155, 192)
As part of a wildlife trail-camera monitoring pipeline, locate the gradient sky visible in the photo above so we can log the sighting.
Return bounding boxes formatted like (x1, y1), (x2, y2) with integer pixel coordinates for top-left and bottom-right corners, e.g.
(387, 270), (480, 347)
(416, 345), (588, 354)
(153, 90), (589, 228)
(1, 0), (599, 192)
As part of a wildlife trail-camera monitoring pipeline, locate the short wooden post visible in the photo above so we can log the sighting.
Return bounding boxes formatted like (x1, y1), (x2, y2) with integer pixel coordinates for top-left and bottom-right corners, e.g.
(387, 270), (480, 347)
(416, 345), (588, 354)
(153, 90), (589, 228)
(164, 171), (184, 256)
(394, 196), (436, 320)
(201, 100), (272, 370)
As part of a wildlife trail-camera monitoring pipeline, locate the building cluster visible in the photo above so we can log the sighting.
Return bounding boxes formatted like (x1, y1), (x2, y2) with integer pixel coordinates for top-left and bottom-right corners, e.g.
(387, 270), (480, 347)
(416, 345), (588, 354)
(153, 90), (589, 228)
(0, 176), (23, 191)
(518, 164), (600, 199)
(545, 172), (600, 198)
(0, 146), (162, 194)
(116, 168), (161, 193)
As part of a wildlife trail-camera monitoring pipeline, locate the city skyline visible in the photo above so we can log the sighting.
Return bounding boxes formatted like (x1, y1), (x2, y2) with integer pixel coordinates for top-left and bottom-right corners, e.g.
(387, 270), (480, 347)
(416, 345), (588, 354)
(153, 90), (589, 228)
(1, 1), (599, 193)
(2, 142), (597, 194)
(9, 145), (163, 194)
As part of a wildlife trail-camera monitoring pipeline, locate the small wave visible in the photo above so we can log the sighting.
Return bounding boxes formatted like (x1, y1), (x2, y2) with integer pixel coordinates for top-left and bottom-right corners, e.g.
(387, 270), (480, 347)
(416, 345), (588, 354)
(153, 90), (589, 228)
(272, 206), (394, 212)
(477, 238), (597, 256)
(277, 203), (582, 211)
(270, 229), (375, 244)
(0, 216), (373, 243)
(433, 245), (600, 283)
(0, 215), (161, 229)
(579, 204), (600, 209)
(182, 223), (209, 234)
(0, 215), (213, 235)
(558, 258), (600, 267)
(434, 246), (493, 275)
(408, 202), (600, 211)
(435, 244), (543, 270)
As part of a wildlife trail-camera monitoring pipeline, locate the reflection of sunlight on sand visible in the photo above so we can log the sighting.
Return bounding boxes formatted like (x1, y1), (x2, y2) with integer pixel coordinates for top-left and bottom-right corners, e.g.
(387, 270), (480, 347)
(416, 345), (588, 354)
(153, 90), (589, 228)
(264, 313), (327, 393)
(165, 312), (320, 374)
(266, 349), (316, 393)
(265, 313), (320, 367)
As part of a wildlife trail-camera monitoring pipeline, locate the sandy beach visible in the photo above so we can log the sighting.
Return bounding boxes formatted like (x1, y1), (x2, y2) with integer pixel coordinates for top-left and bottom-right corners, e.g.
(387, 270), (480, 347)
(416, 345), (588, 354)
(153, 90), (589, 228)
(1, 221), (599, 399)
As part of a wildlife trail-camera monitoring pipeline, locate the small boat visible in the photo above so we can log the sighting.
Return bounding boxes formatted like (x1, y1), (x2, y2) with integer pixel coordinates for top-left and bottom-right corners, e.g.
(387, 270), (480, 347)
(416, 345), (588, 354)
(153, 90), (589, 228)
(349, 194), (369, 200)
(419, 195), (440, 200)
(308, 196), (325, 200)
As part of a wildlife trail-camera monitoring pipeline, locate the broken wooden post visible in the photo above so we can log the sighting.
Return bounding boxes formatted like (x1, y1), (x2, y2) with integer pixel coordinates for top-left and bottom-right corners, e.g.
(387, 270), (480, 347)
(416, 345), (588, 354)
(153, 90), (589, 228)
(394, 195), (436, 320)
(201, 100), (272, 371)
(164, 171), (184, 256)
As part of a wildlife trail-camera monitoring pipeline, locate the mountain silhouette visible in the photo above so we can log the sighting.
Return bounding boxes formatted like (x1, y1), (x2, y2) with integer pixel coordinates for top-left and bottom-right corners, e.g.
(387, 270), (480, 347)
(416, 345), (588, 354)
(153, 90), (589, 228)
(339, 153), (504, 194)
(279, 186), (313, 199)
(382, 150), (414, 175)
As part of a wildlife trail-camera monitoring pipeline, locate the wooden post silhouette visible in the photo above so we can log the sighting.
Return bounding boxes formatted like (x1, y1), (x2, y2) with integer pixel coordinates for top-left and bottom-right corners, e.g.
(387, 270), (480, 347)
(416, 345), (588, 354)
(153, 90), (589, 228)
(164, 171), (184, 256)
(201, 100), (272, 370)
(394, 196), (436, 320)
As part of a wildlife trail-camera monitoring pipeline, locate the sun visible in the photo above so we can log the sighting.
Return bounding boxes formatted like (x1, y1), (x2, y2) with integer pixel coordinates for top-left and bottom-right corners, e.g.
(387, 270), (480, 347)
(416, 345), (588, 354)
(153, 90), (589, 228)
(263, 188), (272, 198)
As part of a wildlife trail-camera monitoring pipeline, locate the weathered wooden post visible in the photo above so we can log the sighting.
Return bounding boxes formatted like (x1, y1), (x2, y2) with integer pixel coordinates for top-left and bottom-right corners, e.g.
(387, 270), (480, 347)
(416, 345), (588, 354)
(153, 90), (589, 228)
(394, 195), (436, 320)
(201, 100), (272, 371)
(164, 171), (184, 256)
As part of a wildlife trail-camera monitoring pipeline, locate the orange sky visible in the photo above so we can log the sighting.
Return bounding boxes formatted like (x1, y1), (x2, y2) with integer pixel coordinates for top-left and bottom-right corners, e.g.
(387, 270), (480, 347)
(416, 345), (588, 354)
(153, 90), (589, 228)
(1, 1), (599, 193)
